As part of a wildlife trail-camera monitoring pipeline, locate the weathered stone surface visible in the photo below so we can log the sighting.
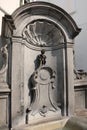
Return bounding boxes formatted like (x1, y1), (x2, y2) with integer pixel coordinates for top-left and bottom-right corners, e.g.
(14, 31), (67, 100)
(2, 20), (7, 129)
(0, 1), (82, 130)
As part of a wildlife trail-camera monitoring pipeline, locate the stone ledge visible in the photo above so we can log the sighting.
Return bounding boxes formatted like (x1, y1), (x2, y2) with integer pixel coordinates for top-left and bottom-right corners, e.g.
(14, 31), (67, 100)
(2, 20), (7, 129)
(13, 116), (87, 130)
(13, 118), (68, 130)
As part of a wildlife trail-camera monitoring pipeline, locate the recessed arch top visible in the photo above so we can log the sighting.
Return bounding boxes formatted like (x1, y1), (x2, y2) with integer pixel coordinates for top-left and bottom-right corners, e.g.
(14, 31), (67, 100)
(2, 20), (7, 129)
(12, 1), (81, 39)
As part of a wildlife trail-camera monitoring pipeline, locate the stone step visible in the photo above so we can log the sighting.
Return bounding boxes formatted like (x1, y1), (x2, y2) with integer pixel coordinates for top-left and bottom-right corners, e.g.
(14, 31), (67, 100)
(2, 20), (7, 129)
(13, 118), (68, 130)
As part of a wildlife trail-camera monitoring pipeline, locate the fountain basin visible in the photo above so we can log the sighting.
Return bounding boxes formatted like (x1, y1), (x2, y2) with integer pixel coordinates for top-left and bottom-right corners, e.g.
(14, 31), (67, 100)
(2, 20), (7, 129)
(13, 117), (87, 130)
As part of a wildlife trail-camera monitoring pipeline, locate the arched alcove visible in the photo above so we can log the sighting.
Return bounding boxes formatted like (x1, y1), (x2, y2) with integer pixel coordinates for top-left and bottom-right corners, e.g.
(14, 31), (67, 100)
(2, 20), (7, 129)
(12, 1), (80, 39)
(0, 1), (81, 129)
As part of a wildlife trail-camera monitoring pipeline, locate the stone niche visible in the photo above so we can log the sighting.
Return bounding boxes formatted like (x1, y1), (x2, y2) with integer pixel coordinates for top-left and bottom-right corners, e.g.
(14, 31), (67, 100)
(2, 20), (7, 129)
(0, 1), (81, 130)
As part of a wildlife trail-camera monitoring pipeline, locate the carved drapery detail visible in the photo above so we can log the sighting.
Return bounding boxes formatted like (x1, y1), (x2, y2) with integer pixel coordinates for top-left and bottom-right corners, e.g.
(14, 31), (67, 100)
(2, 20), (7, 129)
(22, 20), (64, 48)
(0, 44), (8, 83)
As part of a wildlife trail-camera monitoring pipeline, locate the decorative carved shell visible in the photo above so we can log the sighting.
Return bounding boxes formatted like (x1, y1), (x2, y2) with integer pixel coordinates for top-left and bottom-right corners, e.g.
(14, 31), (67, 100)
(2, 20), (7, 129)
(22, 20), (65, 47)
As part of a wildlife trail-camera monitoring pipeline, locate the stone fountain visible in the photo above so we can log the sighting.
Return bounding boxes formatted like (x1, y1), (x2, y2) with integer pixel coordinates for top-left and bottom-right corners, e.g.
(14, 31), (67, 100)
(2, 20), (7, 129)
(0, 1), (87, 130)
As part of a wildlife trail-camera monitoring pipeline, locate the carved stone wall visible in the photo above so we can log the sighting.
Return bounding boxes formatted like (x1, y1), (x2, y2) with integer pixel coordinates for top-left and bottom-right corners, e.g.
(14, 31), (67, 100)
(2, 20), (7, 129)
(74, 70), (87, 115)
(0, 40), (11, 130)
(0, 1), (81, 129)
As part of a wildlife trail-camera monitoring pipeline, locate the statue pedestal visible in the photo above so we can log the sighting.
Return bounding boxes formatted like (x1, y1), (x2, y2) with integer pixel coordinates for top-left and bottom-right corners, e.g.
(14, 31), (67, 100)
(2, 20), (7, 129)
(13, 118), (68, 130)
(28, 110), (61, 125)
(28, 66), (61, 124)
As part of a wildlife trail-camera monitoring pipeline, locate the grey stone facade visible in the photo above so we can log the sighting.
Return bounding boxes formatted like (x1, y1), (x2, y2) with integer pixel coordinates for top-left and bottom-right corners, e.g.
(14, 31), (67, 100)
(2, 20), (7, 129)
(1, 1), (87, 130)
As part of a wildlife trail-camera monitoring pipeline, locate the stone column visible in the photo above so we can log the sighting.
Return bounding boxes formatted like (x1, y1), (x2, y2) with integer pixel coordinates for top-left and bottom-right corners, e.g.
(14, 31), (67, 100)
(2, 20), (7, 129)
(11, 37), (25, 127)
(65, 43), (75, 116)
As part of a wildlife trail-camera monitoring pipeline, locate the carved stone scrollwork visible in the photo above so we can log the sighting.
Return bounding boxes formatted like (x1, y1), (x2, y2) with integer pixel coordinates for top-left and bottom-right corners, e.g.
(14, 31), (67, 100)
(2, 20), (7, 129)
(28, 52), (61, 122)
(0, 44), (8, 83)
(29, 67), (59, 115)
(74, 69), (87, 80)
